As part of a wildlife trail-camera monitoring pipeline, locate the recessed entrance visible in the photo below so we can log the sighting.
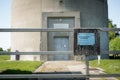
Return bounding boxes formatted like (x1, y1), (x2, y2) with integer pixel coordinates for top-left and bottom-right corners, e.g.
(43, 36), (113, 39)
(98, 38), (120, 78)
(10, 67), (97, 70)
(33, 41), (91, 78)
(47, 17), (74, 60)
(41, 12), (80, 61)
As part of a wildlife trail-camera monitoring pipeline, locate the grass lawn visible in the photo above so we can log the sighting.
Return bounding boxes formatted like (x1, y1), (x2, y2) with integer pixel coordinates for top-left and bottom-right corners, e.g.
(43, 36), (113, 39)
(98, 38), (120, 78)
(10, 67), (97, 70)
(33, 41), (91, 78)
(0, 55), (43, 80)
(0, 55), (43, 74)
(0, 61), (43, 74)
(89, 59), (120, 74)
(0, 55), (10, 61)
(89, 59), (120, 80)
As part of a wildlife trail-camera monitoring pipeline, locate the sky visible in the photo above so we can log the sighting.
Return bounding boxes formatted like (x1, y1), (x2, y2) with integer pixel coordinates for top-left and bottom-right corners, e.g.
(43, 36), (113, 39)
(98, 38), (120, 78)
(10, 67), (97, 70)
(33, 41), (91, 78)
(0, 0), (120, 50)
(0, 0), (11, 50)
(108, 0), (120, 28)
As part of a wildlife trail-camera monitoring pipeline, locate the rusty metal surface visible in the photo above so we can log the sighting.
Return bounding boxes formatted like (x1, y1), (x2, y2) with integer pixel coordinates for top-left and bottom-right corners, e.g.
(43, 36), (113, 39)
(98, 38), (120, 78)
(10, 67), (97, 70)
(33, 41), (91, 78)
(74, 29), (100, 55)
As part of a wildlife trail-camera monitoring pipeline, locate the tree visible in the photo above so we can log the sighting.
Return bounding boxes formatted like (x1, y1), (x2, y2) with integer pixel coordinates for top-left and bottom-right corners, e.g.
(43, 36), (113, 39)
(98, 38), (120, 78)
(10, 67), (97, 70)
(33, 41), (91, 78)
(0, 47), (3, 51)
(108, 19), (119, 41)
(7, 48), (11, 52)
(109, 37), (120, 50)
(108, 20), (116, 41)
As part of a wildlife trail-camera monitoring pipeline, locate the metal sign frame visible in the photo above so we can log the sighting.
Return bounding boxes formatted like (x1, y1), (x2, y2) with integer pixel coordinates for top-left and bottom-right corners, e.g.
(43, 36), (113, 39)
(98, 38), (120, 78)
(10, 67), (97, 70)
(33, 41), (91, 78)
(74, 29), (100, 55)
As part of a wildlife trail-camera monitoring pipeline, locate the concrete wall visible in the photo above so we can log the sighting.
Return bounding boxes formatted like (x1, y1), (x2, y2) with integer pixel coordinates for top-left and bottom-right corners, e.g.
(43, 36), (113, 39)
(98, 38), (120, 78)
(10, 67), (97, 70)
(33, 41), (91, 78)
(11, 0), (108, 61)
(42, 0), (108, 27)
(11, 0), (42, 60)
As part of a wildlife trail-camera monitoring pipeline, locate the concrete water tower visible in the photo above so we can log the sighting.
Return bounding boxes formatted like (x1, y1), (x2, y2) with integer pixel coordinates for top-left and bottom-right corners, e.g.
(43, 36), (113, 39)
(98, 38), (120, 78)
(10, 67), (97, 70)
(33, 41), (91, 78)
(11, 0), (108, 61)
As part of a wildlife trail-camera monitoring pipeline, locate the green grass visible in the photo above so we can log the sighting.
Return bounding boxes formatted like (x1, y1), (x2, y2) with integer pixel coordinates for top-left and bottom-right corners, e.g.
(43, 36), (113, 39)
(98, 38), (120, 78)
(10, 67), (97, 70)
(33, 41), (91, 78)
(0, 61), (43, 74)
(0, 55), (43, 74)
(0, 55), (10, 61)
(0, 55), (43, 80)
(89, 59), (120, 74)
(89, 59), (120, 80)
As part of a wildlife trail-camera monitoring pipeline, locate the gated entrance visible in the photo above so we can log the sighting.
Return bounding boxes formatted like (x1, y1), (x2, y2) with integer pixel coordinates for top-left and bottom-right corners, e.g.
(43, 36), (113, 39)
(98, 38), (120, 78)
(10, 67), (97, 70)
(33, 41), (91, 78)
(0, 28), (120, 80)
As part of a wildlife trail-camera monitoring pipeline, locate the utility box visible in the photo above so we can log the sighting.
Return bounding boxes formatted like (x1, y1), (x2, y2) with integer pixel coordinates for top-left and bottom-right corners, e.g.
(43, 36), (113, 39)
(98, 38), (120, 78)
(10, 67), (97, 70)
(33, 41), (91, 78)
(74, 29), (100, 55)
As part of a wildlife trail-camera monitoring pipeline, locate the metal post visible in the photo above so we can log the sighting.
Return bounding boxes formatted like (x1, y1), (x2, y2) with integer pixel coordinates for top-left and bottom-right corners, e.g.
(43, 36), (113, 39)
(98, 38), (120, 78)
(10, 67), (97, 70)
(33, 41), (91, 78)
(85, 55), (89, 80)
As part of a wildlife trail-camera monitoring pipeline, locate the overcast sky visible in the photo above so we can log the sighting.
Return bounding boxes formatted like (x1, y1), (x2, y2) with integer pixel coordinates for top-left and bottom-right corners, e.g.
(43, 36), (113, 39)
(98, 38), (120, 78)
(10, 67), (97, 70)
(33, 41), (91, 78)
(0, 0), (120, 50)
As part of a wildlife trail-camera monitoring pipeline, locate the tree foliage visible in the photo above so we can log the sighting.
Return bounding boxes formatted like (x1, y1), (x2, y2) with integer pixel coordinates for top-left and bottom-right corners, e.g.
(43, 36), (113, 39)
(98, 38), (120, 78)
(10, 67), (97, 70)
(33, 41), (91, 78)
(108, 20), (117, 40)
(0, 47), (3, 51)
(7, 48), (11, 52)
(109, 37), (120, 50)
(108, 20), (120, 51)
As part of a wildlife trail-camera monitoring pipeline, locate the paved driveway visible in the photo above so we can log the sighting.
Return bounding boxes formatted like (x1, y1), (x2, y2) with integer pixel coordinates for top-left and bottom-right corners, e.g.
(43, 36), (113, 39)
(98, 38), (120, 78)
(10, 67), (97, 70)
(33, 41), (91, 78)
(35, 61), (85, 73)
(34, 61), (118, 80)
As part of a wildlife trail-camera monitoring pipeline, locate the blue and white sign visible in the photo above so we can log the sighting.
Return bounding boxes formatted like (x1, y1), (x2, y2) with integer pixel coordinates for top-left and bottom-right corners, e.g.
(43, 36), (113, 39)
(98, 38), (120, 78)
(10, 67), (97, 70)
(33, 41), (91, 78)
(77, 33), (95, 45)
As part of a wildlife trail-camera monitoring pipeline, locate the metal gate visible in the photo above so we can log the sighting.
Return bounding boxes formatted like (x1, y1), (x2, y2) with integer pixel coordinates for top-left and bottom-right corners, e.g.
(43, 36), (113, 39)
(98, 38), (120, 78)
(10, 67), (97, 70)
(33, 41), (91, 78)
(0, 28), (120, 80)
